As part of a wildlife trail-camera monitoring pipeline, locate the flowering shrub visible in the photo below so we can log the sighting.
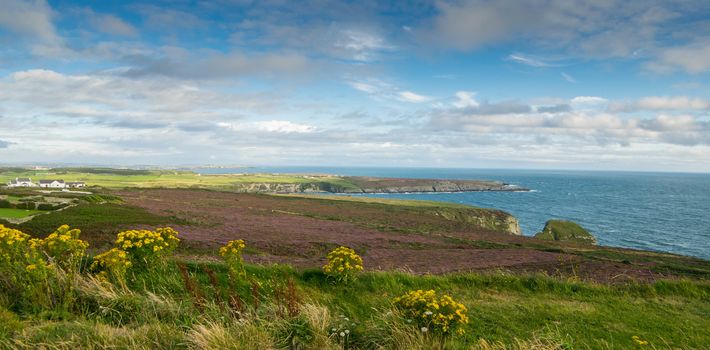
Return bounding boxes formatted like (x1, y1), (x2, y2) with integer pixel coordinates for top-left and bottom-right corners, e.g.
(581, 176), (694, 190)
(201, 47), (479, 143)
(39, 225), (89, 271)
(91, 248), (132, 284)
(0, 225), (53, 310)
(393, 289), (469, 336)
(0, 224), (30, 265)
(115, 227), (179, 265)
(322, 246), (363, 283)
(0, 225), (48, 277)
(219, 239), (246, 279)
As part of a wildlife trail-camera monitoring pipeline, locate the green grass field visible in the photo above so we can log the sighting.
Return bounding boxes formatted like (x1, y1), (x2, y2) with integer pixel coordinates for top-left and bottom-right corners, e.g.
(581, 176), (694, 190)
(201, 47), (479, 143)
(0, 208), (41, 219)
(0, 167), (351, 190)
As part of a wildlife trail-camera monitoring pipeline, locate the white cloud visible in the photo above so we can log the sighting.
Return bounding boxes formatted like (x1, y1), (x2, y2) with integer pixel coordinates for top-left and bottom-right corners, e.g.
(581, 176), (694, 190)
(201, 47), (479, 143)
(647, 40), (710, 73)
(609, 96), (710, 112)
(571, 96), (608, 106)
(335, 29), (393, 62)
(218, 121), (315, 134)
(347, 79), (431, 104)
(92, 14), (138, 37)
(253, 120), (316, 133)
(507, 54), (553, 67)
(421, 0), (708, 76)
(453, 91), (479, 108)
(0, 0), (60, 43)
(397, 91), (431, 103)
(561, 72), (576, 83)
(429, 105), (710, 147)
(348, 81), (378, 94)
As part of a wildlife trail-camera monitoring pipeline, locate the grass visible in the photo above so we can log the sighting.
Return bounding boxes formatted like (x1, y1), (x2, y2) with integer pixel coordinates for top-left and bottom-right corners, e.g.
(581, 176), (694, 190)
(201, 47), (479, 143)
(1, 259), (708, 349)
(0, 168), (354, 190)
(0, 208), (41, 218)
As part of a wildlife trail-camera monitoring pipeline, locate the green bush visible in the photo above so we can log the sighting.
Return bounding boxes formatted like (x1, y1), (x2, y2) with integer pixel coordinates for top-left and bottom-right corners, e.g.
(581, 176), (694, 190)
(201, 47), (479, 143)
(37, 203), (54, 211)
(0, 200), (12, 209)
(15, 201), (36, 210)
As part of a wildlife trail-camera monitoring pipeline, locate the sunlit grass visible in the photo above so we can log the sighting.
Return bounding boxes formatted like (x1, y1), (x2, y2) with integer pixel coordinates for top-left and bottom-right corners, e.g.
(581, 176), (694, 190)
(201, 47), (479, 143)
(0, 208), (41, 219)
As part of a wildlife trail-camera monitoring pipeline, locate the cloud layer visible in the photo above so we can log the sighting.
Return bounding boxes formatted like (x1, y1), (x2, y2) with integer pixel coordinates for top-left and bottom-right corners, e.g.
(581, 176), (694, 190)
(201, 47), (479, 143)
(0, 0), (709, 171)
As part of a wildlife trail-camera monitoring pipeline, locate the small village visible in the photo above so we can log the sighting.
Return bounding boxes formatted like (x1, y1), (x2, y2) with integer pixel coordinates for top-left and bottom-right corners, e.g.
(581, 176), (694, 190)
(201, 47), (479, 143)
(6, 177), (86, 189)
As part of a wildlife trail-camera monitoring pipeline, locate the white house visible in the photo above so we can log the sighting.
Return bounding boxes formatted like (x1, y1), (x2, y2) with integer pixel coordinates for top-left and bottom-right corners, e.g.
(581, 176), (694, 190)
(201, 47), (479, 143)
(66, 181), (86, 188)
(39, 179), (66, 188)
(7, 178), (35, 187)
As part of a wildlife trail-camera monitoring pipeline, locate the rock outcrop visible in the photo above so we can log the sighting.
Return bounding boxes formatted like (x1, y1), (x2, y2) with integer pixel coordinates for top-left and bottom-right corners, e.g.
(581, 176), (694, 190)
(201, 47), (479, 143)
(534, 220), (597, 244)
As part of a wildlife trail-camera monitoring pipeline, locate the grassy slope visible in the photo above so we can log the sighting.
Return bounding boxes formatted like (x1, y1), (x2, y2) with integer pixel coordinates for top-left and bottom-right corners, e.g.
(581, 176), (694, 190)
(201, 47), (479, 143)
(1, 261), (708, 349)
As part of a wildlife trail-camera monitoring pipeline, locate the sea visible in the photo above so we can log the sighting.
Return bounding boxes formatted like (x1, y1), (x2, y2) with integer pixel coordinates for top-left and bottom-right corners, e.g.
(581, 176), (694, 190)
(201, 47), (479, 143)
(194, 167), (710, 260)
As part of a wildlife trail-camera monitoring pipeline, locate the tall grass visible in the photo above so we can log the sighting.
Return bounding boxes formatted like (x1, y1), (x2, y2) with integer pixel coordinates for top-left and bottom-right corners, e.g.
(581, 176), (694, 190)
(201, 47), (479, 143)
(1, 260), (708, 349)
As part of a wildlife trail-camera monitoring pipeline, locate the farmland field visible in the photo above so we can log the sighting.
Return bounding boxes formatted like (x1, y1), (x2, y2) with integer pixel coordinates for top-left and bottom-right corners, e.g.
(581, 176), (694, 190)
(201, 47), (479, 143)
(0, 167), (332, 189)
(0, 208), (41, 218)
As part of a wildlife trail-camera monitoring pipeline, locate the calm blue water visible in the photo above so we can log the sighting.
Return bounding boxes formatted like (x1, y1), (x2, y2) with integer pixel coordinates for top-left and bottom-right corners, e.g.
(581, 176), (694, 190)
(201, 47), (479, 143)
(195, 167), (710, 260)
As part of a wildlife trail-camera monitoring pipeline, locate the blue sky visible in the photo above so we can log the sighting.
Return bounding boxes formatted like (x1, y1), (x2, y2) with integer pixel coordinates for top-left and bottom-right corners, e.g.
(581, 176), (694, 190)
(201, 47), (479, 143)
(1, 0), (709, 171)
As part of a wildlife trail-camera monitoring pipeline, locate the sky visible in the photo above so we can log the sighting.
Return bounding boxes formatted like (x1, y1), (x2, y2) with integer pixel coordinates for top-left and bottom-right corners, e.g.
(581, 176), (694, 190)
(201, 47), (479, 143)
(1, 0), (710, 172)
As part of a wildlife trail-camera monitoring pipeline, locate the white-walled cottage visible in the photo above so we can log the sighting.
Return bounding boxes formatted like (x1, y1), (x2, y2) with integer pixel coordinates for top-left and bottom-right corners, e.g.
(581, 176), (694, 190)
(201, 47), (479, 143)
(7, 178), (35, 187)
(39, 180), (66, 188)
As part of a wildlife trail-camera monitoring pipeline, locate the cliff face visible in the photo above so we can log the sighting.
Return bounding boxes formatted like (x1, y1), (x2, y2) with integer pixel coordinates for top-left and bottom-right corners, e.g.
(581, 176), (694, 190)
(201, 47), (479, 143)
(229, 183), (325, 193)
(534, 220), (597, 244)
(433, 207), (522, 235)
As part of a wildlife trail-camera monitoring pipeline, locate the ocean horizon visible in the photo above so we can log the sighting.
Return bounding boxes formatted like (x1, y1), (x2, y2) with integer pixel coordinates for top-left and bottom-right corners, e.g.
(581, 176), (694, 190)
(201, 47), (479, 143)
(195, 166), (710, 260)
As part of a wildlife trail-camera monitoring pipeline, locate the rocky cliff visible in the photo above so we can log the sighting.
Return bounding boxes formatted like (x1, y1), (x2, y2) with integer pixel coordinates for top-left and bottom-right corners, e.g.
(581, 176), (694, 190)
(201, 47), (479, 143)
(227, 176), (527, 194)
(432, 207), (522, 235)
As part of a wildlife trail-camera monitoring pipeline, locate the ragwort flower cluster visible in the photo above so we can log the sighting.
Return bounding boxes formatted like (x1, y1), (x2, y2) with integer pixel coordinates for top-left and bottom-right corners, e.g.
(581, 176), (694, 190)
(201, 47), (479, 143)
(322, 246), (363, 283)
(0, 225), (48, 283)
(0, 224), (31, 265)
(0, 224), (77, 311)
(91, 248), (132, 284)
(219, 239), (247, 279)
(39, 225), (89, 271)
(115, 227), (179, 265)
(393, 289), (469, 336)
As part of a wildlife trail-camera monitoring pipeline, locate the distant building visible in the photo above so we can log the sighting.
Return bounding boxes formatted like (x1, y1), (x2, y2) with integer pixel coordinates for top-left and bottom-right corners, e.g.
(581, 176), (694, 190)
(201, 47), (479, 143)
(5, 178), (87, 189)
(7, 177), (35, 187)
(39, 180), (66, 188)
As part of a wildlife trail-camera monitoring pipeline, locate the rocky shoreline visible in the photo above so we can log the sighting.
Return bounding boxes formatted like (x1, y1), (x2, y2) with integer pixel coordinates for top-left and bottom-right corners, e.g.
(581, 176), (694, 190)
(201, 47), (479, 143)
(229, 176), (529, 194)
(338, 177), (528, 193)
